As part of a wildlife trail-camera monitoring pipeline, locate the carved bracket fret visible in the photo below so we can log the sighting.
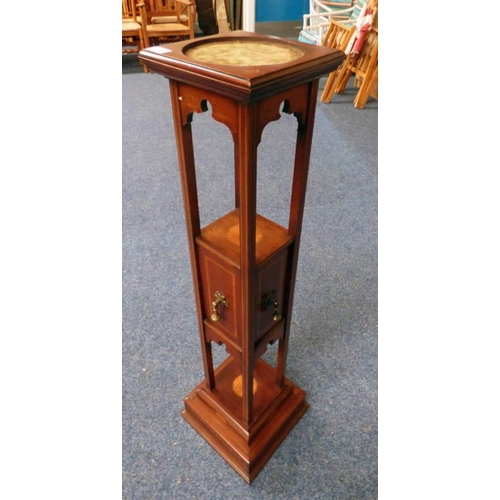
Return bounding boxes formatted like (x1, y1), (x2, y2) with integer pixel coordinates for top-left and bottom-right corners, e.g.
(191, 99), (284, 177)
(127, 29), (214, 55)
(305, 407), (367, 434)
(177, 83), (239, 135)
(254, 84), (311, 145)
(204, 324), (242, 359)
(177, 83), (311, 146)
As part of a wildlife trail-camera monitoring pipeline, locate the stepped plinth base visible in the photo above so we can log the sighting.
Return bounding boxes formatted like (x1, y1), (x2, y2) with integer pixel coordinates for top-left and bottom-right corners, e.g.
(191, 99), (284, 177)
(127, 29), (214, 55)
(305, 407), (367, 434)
(182, 357), (309, 483)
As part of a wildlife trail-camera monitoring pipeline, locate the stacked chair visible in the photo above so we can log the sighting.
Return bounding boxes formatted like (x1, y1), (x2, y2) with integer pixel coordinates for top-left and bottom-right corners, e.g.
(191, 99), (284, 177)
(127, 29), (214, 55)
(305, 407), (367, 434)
(122, 0), (145, 56)
(137, 0), (197, 47)
(317, 16), (356, 83)
(319, 0), (378, 109)
(122, 0), (197, 72)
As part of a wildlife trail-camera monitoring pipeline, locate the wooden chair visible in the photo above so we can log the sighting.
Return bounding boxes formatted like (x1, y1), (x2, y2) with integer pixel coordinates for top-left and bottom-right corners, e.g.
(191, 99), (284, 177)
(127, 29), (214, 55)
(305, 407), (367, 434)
(321, 25), (378, 108)
(123, 0), (179, 25)
(320, 0), (377, 108)
(318, 19), (355, 98)
(147, 0), (186, 23)
(122, 0), (137, 21)
(122, 0), (145, 56)
(137, 0), (196, 47)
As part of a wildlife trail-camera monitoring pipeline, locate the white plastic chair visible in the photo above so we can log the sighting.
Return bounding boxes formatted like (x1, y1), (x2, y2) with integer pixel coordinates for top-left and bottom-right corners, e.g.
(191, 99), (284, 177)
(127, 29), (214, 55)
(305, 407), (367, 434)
(298, 0), (364, 46)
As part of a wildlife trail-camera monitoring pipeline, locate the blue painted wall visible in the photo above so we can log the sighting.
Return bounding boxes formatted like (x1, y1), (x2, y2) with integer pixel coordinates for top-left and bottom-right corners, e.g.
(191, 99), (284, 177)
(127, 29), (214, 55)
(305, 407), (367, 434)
(256, 0), (307, 22)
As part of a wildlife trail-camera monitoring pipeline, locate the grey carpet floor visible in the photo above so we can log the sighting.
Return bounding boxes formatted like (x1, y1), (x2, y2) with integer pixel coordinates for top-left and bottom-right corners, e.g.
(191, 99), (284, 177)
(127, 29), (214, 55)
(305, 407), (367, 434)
(123, 67), (377, 499)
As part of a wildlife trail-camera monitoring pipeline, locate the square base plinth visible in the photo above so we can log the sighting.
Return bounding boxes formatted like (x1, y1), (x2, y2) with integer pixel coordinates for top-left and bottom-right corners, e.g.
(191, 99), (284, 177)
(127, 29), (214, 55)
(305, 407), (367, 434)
(182, 358), (309, 483)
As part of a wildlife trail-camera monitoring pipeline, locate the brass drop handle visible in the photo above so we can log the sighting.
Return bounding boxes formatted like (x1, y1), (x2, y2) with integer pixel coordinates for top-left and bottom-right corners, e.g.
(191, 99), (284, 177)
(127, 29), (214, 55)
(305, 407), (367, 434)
(272, 302), (282, 322)
(262, 291), (282, 322)
(273, 300), (283, 321)
(211, 291), (228, 322)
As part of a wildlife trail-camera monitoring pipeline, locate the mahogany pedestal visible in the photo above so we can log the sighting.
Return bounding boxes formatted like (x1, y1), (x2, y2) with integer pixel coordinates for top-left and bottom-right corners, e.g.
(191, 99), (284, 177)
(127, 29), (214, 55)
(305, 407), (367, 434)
(139, 31), (345, 483)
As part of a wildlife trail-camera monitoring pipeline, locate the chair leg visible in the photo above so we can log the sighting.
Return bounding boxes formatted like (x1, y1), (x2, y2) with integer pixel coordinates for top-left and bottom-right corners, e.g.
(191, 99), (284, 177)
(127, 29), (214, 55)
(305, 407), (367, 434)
(352, 76), (369, 109)
(137, 32), (149, 73)
(320, 69), (339, 103)
(321, 53), (352, 103)
(333, 65), (353, 94)
(353, 65), (377, 109)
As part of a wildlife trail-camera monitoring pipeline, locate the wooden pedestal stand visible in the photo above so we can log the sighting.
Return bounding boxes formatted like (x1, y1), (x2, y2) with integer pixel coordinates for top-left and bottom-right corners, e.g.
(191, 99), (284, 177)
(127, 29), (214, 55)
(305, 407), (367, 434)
(139, 31), (344, 483)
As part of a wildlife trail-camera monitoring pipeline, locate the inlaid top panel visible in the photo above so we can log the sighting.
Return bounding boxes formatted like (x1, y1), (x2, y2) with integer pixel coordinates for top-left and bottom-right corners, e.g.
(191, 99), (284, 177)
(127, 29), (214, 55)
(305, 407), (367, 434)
(185, 40), (304, 66)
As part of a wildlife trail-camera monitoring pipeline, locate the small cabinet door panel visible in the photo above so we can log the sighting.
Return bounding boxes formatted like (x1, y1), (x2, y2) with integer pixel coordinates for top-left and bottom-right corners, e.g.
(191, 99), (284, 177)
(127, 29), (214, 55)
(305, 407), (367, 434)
(256, 250), (287, 342)
(198, 245), (240, 344)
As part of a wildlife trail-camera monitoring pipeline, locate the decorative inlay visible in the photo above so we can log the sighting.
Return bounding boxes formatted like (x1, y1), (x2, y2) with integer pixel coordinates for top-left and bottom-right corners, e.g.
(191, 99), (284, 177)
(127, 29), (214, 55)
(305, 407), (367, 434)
(185, 40), (304, 66)
(232, 375), (258, 397)
(227, 224), (264, 246)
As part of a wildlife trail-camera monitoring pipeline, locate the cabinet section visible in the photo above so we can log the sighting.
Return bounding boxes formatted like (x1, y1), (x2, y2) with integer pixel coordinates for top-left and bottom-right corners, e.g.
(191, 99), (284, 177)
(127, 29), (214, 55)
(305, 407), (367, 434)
(198, 244), (241, 346)
(196, 210), (293, 351)
(198, 209), (293, 266)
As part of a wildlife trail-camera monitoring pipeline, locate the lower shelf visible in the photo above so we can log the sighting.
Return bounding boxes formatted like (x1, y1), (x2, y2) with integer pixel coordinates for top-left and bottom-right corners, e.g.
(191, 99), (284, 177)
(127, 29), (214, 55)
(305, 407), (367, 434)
(182, 358), (309, 483)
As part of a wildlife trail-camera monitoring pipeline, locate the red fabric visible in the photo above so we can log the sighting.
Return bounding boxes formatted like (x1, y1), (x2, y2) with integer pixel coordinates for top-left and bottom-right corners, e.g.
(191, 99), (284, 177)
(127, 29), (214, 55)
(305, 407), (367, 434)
(347, 6), (375, 55)
(352, 22), (371, 53)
